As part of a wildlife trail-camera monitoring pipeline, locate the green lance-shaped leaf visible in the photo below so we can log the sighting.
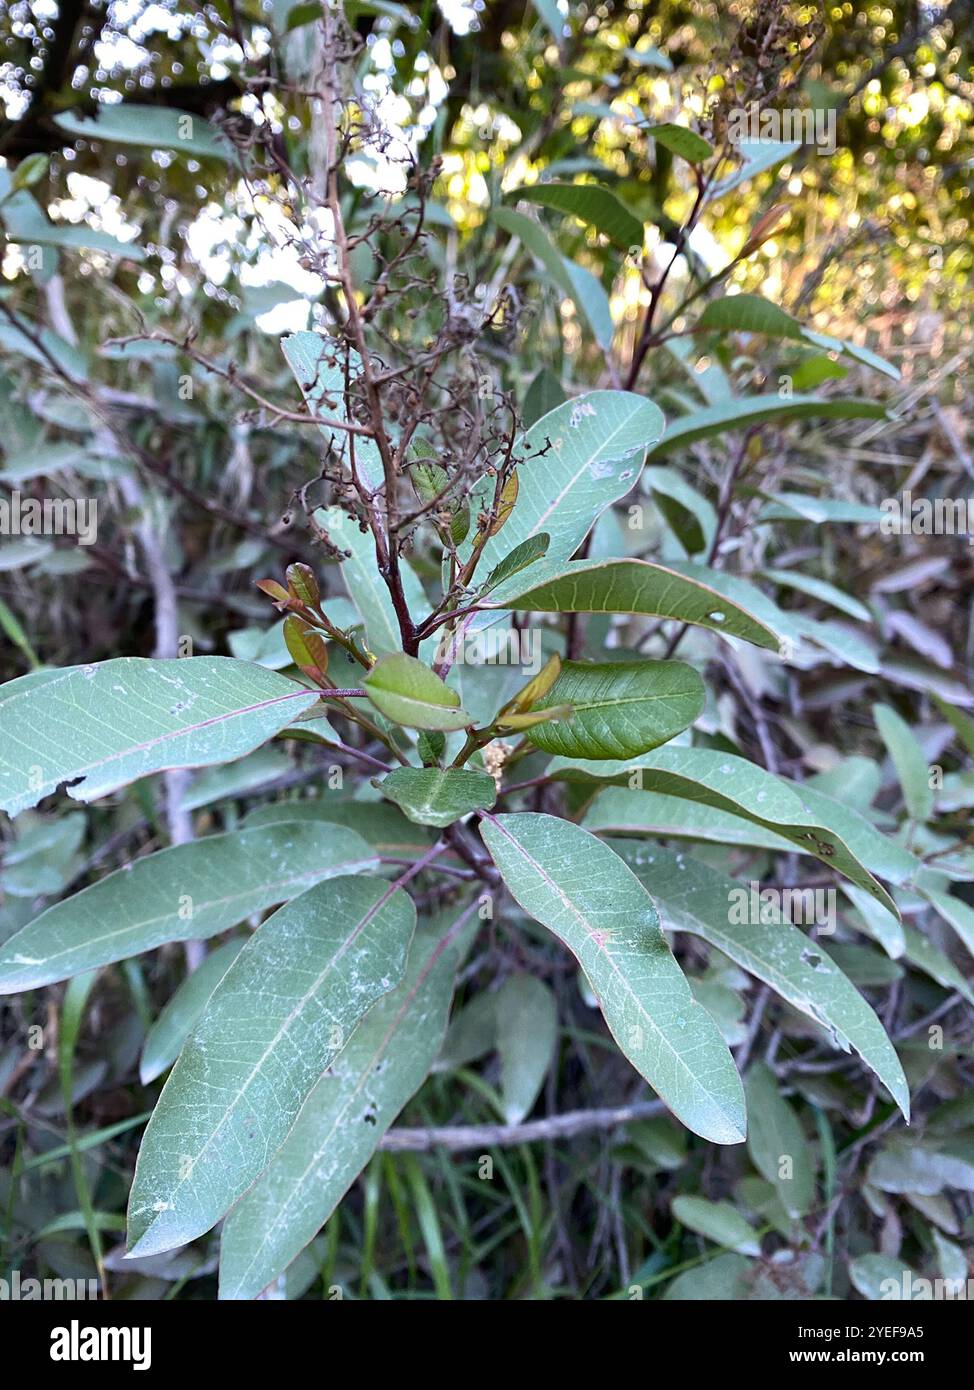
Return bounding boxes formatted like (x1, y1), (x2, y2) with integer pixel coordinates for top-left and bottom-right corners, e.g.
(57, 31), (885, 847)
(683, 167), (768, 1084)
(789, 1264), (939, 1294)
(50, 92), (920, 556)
(219, 911), (470, 1300)
(485, 556), (782, 650)
(745, 1062), (815, 1218)
(643, 123), (714, 163)
(612, 841), (909, 1119)
(522, 659), (704, 759)
(671, 1196), (761, 1256)
(0, 821), (378, 994)
(522, 368), (566, 428)
(0, 657), (319, 817)
(481, 532), (551, 595)
(480, 813), (746, 1144)
(646, 395), (887, 456)
(874, 703), (933, 823)
(491, 207), (614, 350)
(378, 767), (496, 828)
(695, 294), (899, 379)
(364, 653), (471, 731)
(646, 466), (717, 555)
(54, 106), (234, 161)
(140, 939), (246, 1085)
(917, 884), (974, 961)
(582, 786), (797, 853)
(127, 875), (416, 1258)
(496, 974), (559, 1125)
(760, 568), (871, 623)
(503, 181), (644, 250)
(933, 694), (974, 759)
(564, 747), (905, 916)
(469, 392), (665, 578)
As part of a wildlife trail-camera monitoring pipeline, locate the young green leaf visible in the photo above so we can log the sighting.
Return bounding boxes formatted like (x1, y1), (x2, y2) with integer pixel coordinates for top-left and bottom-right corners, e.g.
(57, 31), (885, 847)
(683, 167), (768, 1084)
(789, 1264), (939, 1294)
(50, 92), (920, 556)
(364, 653), (471, 731)
(480, 812), (746, 1143)
(283, 616), (328, 684)
(481, 532), (551, 594)
(521, 659), (704, 759)
(127, 875), (416, 1258)
(0, 656), (319, 818)
(0, 821), (378, 993)
(378, 767), (496, 828)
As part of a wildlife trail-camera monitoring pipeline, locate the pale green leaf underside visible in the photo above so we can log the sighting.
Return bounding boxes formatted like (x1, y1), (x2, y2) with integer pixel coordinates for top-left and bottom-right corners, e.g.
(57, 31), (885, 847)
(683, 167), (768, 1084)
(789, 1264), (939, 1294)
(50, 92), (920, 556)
(127, 876), (415, 1258)
(219, 916), (466, 1299)
(613, 841), (909, 1119)
(283, 333), (385, 493)
(0, 657), (318, 817)
(472, 391), (665, 577)
(53, 105), (233, 160)
(480, 812), (746, 1143)
(0, 821), (377, 993)
(140, 938), (246, 1085)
